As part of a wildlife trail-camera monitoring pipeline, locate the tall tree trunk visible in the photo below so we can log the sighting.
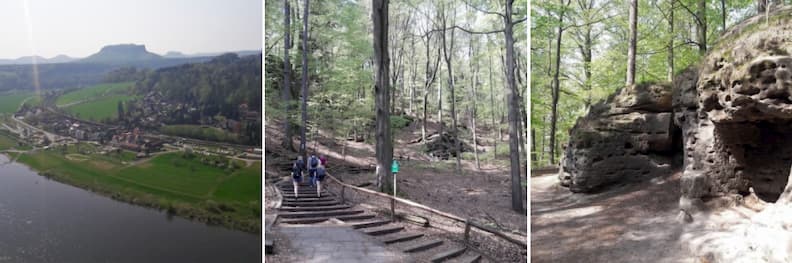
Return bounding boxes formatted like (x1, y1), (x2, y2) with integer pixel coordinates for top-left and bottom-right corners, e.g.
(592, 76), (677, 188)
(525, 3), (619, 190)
(440, 2), (461, 172)
(505, 0), (524, 213)
(697, 0), (707, 55)
(668, 0), (674, 82)
(409, 36), (417, 115)
(531, 128), (537, 163)
(422, 33), (441, 145)
(488, 52), (497, 160)
(469, 35), (480, 170)
(300, 0), (310, 162)
(438, 73), (443, 135)
(550, 0), (568, 165)
(373, 0), (393, 192)
(626, 0), (637, 85)
(721, 0), (726, 32)
(282, 0), (295, 151)
(758, 0), (767, 13)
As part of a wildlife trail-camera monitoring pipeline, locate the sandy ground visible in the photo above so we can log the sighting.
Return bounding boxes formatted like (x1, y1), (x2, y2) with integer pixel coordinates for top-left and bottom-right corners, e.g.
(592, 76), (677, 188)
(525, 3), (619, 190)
(531, 172), (698, 263)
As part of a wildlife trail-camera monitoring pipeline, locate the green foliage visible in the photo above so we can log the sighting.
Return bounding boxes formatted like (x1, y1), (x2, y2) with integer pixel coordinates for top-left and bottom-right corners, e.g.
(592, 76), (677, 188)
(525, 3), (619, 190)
(160, 125), (242, 144)
(390, 115), (411, 129)
(531, 0), (761, 166)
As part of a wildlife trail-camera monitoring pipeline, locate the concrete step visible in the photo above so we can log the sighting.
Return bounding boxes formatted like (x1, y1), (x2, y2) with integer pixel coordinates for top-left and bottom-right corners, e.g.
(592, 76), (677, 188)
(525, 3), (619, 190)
(279, 205), (352, 212)
(403, 239), (444, 253)
(350, 219), (391, 229)
(430, 247), (467, 262)
(280, 200), (342, 207)
(381, 232), (424, 244)
(362, 225), (404, 236)
(280, 193), (332, 198)
(279, 209), (364, 219)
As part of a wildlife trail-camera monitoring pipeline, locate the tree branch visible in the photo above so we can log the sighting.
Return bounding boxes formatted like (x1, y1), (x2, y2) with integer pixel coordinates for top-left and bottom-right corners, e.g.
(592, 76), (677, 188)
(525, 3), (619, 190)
(463, 0), (505, 18)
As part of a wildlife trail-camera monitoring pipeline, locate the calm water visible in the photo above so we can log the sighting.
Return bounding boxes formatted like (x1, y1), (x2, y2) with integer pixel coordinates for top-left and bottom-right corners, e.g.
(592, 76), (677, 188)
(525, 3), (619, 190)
(0, 155), (261, 263)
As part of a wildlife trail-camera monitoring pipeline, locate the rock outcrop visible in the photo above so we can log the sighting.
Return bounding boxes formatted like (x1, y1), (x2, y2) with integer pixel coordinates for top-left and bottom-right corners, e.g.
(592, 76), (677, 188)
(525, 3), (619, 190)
(561, 6), (792, 214)
(559, 83), (680, 192)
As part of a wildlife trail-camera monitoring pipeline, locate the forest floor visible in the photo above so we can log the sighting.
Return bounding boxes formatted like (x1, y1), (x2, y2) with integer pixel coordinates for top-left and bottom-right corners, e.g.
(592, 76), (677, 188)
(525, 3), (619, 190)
(531, 171), (697, 263)
(264, 119), (528, 234)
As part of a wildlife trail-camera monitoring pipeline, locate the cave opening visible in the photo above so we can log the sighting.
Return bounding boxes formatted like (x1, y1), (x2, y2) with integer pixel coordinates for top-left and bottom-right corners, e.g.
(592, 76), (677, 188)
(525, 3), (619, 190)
(730, 121), (792, 202)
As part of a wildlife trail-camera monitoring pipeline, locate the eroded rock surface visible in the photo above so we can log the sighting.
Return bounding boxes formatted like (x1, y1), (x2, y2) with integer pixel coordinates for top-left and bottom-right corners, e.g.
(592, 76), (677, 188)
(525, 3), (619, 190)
(560, 83), (679, 192)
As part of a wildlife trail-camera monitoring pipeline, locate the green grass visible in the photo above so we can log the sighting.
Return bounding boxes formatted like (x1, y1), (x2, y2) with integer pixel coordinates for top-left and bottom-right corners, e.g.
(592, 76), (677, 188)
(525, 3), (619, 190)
(0, 133), (17, 150)
(64, 94), (134, 122)
(56, 82), (133, 107)
(213, 162), (262, 203)
(0, 92), (38, 114)
(14, 148), (262, 232)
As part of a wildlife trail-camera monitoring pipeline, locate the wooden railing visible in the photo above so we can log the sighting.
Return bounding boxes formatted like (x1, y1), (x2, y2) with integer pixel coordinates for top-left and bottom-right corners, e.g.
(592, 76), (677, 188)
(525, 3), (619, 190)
(324, 173), (527, 248)
(531, 165), (559, 176)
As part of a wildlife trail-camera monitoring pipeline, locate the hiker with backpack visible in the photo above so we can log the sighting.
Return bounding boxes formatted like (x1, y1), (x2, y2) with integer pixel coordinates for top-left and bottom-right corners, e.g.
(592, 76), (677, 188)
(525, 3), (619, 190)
(315, 164), (327, 197)
(291, 156), (305, 198)
(308, 154), (320, 186)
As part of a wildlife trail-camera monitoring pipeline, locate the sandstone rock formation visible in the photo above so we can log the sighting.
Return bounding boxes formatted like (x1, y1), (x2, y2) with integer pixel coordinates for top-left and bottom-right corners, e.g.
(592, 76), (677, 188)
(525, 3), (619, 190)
(559, 83), (680, 192)
(561, 6), (792, 216)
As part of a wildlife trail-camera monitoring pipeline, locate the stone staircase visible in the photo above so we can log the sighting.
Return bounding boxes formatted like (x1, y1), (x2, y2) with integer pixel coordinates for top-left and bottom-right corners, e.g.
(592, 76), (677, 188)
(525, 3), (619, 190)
(275, 181), (487, 263)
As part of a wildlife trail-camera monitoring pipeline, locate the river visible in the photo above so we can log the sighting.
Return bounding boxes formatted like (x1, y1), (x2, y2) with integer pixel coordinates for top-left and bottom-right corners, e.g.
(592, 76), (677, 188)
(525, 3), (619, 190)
(0, 155), (261, 262)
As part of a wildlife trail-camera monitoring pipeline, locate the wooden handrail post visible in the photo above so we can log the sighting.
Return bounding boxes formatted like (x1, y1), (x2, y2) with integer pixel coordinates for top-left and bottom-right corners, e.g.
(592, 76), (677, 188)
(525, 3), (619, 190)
(390, 198), (396, 220)
(464, 220), (471, 244)
(341, 185), (346, 203)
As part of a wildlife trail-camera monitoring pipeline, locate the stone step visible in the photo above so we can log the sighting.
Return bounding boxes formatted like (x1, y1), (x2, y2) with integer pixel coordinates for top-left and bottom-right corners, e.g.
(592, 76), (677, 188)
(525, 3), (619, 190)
(381, 232), (424, 244)
(337, 213), (377, 221)
(278, 213), (376, 224)
(350, 219), (391, 229)
(279, 192), (332, 198)
(455, 253), (482, 263)
(280, 200), (342, 207)
(279, 205), (352, 212)
(279, 209), (364, 219)
(362, 225), (404, 236)
(280, 197), (336, 202)
(278, 217), (329, 224)
(281, 189), (330, 195)
(403, 239), (444, 253)
(430, 247), (467, 262)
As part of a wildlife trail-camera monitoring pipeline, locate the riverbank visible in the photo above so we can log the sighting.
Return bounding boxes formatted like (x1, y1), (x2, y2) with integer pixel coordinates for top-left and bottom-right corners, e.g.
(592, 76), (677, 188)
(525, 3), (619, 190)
(4, 141), (262, 234)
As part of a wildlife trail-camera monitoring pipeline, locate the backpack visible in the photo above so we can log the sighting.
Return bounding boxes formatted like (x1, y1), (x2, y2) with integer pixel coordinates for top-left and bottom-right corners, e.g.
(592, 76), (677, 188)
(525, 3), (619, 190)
(310, 156), (319, 168)
(292, 164), (301, 177)
(295, 159), (304, 171)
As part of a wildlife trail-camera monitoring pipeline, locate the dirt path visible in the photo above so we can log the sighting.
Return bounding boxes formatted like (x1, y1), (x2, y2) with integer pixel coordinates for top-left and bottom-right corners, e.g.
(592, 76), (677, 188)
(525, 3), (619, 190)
(531, 172), (695, 263)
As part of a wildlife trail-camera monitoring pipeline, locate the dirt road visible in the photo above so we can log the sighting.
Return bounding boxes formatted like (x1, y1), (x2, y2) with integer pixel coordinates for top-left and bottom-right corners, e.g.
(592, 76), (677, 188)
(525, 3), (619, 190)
(531, 172), (696, 263)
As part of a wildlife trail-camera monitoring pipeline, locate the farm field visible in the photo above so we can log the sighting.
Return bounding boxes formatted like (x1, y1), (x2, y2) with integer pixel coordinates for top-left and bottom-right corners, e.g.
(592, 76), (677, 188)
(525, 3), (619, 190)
(55, 82), (133, 107)
(0, 92), (38, 114)
(63, 94), (135, 121)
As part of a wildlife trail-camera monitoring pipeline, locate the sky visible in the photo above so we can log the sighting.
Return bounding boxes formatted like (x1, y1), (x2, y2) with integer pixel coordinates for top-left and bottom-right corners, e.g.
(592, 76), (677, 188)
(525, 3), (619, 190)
(0, 0), (262, 59)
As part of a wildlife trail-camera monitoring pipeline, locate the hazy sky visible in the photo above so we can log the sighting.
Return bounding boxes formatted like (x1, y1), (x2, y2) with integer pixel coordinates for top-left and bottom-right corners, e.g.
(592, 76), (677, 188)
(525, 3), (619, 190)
(0, 0), (262, 58)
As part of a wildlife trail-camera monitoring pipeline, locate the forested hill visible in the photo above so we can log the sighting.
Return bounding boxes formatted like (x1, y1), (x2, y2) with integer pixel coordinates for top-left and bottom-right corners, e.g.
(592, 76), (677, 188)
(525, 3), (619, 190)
(133, 53), (262, 119)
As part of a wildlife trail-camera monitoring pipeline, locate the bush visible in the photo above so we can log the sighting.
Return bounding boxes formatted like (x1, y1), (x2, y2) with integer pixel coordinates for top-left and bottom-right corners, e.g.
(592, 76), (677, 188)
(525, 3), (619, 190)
(390, 115), (411, 129)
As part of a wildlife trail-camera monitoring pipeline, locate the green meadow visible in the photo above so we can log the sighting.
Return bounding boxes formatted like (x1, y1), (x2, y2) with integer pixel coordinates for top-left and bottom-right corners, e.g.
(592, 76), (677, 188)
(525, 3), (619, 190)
(15, 145), (261, 232)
